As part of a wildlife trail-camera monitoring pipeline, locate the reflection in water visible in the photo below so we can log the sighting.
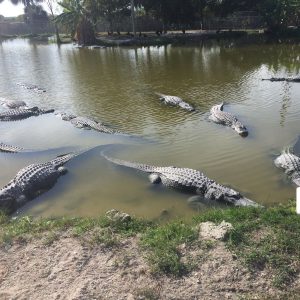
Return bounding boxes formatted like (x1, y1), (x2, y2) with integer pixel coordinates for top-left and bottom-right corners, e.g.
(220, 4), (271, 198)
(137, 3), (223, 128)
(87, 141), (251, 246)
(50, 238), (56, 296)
(279, 82), (292, 127)
(0, 38), (300, 219)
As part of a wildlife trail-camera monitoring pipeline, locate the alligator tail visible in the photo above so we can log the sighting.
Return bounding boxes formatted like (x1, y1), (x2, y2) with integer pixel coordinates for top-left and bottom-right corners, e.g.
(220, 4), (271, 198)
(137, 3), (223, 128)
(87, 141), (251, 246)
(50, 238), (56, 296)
(101, 152), (156, 173)
(50, 146), (97, 167)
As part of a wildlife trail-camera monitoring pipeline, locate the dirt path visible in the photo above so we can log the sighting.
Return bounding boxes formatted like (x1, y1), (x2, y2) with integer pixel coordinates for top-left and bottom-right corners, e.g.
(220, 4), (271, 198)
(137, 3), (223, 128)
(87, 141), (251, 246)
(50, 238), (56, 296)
(0, 232), (298, 300)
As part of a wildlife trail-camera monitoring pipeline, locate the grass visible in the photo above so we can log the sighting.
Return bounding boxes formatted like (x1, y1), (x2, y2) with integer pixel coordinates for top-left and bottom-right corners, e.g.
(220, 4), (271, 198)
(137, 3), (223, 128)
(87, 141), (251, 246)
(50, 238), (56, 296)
(193, 201), (300, 288)
(0, 201), (299, 287)
(141, 221), (197, 276)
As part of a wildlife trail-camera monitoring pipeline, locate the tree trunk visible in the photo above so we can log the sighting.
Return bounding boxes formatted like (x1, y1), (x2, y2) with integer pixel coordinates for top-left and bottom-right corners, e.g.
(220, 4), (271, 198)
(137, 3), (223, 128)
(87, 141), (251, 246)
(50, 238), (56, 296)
(55, 24), (61, 44)
(130, 0), (136, 36)
(77, 19), (96, 46)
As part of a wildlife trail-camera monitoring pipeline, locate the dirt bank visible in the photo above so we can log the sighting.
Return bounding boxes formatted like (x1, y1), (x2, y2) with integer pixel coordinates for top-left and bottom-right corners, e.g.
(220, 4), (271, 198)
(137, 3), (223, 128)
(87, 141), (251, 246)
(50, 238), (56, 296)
(0, 205), (299, 300)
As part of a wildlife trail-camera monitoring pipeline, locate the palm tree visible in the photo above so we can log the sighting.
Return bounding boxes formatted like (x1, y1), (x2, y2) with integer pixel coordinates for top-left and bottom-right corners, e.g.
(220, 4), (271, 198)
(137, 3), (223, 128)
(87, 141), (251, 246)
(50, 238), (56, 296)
(55, 0), (96, 45)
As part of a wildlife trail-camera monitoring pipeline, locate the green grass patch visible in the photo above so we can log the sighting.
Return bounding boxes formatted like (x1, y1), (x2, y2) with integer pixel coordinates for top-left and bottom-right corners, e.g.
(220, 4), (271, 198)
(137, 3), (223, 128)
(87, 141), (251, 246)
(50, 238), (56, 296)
(141, 221), (197, 276)
(0, 213), (151, 245)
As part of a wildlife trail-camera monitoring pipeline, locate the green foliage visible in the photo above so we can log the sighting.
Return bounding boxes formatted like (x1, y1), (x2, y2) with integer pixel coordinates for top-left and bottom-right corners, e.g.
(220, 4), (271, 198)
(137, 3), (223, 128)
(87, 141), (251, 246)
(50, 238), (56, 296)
(141, 222), (197, 276)
(137, 0), (203, 28)
(257, 0), (300, 31)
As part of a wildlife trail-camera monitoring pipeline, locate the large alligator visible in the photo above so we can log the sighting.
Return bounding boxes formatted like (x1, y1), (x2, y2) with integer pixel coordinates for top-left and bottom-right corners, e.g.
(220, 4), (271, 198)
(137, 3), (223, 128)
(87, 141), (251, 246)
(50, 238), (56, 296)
(0, 107), (54, 121)
(17, 83), (46, 93)
(209, 103), (248, 136)
(0, 150), (87, 214)
(262, 77), (300, 83)
(102, 153), (258, 207)
(0, 98), (27, 109)
(156, 93), (195, 111)
(274, 149), (300, 186)
(57, 112), (122, 134)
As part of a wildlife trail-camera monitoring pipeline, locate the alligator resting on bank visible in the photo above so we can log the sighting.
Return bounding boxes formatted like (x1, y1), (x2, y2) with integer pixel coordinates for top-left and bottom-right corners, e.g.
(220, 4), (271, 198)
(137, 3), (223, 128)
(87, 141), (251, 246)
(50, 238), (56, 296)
(0, 107), (54, 121)
(0, 98), (27, 109)
(56, 112), (122, 134)
(155, 93), (195, 111)
(262, 77), (300, 82)
(274, 149), (300, 186)
(209, 103), (248, 136)
(102, 153), (258, 207)
(17, 83), (46, 93)
(0, 151), (84, 214)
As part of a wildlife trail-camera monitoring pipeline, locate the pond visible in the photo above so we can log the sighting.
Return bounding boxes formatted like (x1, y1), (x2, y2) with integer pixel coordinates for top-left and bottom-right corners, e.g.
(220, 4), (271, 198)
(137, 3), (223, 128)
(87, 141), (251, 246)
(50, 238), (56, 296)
(0, 37), (299, 219)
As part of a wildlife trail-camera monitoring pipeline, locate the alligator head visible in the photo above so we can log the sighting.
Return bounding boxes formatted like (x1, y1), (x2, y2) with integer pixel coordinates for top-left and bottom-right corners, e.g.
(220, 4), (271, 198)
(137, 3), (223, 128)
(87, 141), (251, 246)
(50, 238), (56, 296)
(205, 185), (257, 207)
(56, 112), (77, 121)
(232, 121), (248, 137)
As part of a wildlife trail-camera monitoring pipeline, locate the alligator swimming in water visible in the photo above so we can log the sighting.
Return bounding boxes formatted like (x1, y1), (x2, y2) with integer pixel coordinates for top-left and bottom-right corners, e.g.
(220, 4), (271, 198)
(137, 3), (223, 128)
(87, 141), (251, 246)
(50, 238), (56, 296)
(57, 112), (122, 134)
(102, 153), (258, 207)
(274, 149), (300, 186)
(262, 77), (300, 83)
(0, 142), (24, 153)
(0, 107), (54, 121)
(0, 150), (88, 214)
(156, 93), (195, 111)
(0, 98), (27, 109)
(209, 103), (248, 136)
(17, 83), (46, 93)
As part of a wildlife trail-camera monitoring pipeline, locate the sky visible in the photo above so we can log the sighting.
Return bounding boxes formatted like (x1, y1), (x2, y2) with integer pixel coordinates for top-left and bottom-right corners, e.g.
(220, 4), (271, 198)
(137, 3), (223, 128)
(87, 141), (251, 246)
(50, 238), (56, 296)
(0, 0), (60, 17)
(0, 1), (24, 17)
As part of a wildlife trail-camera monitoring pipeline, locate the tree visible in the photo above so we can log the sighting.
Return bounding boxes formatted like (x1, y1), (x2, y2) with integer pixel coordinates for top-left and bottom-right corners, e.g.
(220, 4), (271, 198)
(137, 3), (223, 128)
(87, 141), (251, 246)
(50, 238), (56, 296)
(55, 0), (96, 45)
(24, 4), (48, 25)
(95, 0), (130, 34)
(46, 0), (62, 43)
(137, 0), (201, 32)
(257, 0), (300, 31)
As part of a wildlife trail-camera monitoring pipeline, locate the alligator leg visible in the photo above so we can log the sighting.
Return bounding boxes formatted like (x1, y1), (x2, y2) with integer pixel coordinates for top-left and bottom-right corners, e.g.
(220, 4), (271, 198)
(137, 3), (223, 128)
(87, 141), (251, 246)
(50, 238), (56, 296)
(58, 166), (68, 175)
(148, 173), (161, 184)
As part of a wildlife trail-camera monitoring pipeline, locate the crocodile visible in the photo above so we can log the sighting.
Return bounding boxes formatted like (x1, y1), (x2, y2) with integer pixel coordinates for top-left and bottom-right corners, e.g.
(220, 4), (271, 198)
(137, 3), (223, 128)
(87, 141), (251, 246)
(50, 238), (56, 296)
(0, 98), (27, 109)
(17, 83), (46, 93)
(156, 93), (195, 111)
(0, 150), (87, 214)
(274, 149), (300, 186)
(56, 112), (122, 134)
(102, 153), (258, 207)
(0, 107), (54, 121)
(209, 103), (248, 136)
(262, 77), (300, 82)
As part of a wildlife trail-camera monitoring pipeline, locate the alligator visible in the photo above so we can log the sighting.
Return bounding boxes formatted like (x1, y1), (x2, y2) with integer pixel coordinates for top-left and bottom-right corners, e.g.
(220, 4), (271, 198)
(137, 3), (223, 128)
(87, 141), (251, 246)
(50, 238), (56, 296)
(56, 112), (122, 134)
(0, 107), (54, 121)
(0, 142), (24, 153)
(274, 149), (300, 186)
(102, 153), (258, 207)
(262, 77), (300, 82)
(17, 83), (46, 93)
(209, 103), (248, 136)
(0, 98), (27, 109)
(0, 150), (88, 214)
(156, 93), (195, 111)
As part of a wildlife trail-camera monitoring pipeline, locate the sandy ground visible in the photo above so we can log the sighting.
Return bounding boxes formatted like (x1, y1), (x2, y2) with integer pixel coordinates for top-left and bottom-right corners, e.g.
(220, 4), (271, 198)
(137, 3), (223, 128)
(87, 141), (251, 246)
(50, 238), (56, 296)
(0, 228), (299, 300)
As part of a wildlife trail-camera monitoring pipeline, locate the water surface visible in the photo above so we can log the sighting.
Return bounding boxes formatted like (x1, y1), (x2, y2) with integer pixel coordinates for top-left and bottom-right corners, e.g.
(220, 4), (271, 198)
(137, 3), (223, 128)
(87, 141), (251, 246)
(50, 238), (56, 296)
(0, 38), (299, 219)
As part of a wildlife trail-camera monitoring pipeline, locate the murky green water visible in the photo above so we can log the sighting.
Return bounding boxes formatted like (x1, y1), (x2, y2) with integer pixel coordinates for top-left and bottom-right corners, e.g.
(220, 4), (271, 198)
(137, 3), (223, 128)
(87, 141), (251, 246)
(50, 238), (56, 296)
(0, 38), (300, 219)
